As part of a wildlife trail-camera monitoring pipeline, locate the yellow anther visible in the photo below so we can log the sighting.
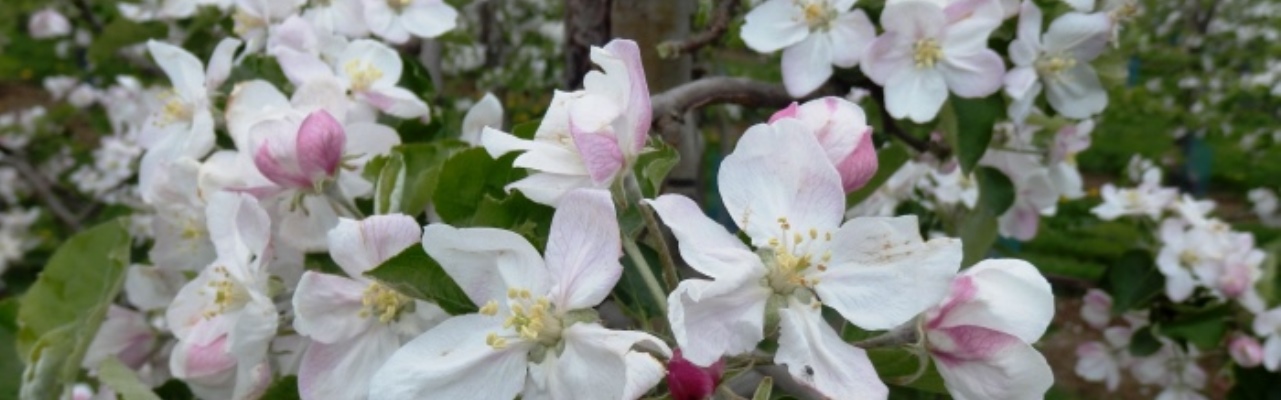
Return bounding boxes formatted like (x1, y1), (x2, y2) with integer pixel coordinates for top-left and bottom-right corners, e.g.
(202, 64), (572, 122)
(360, 282), (413, 324)
(507, 288), (520, 299)
(1036, 55), (1077, 77)
(479, 300), (499, 316)
(769, 238), (780, 247)
(913, 38), (943, 69)
(796, 0), (836, 30)
(793, 233), (803, 245)
(821, 251), (832, 263)
(343, 60), (384, 92)
(486, 332), (508, 349)
(809, 229), (818, 240)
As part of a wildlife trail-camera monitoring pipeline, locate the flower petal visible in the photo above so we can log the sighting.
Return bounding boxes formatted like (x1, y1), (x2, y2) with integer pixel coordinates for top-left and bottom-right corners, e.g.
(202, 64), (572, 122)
(370, 314), (529, 400)
(205, 191), (272, 266)
(1042, 12), (1112, 61)
(941, 50), (1006, 98)
(781, 35), (834, 97)
(504, 173), (594, 207)
(292, 271), (372, 344)
(328, 214), (422, 277)
(298, 329), (400, 400)
(545, 189), (622, 310)
(401, 0), (459, 39)
(931, 259), (1055, 343)
(422, 224), (549, 307)
(598, 39), (652, 155)
(645, 194), (762, 280)
(296, 110), (347, 179)
(885, 67), (948, 123)
(929, 326), (1054, 400)
(461, 93), (504, 145)
(775, 302), (888, 399)
(206, 38), (243, 90)
(828, 10), (876, 68)
(360, 87), (431, 119)
(147, 40), (206, 103)
(739, 0), (808, 53)
(1045, 64), (1107, 119)
(668, 278), (772, 367)
(815, 215), (962, 330)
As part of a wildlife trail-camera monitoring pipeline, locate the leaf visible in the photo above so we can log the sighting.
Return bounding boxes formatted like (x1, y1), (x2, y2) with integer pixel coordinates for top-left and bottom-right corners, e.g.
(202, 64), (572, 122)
(958, 167), (1015, 267)
(1106, 250), (1164, 314)
(846, 144), (911, 208)
(866, 348), (948, 394)
(632, 138), (680, 198)
(1128, 325), (1161, 357)
(88, 19), (167, 65)
(260, 376), (301, 400)
(371, 152), (406, 215)
(1160, 304), (1229, 350)
(947, 95), (1004, 173)
(0, 299), (20, 399)
(98, 357), (162, 400)
(17, 219), (132, 397)
(396, 141), (469, 216)
(432, 148), (519, 223)
(364, 246), (478, 315)
(751, 376), (773, 400)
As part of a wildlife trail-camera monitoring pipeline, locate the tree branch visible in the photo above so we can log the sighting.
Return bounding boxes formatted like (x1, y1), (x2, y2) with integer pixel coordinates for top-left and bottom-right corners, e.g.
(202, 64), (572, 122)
(649, 76), (842, 136)
(0, 151), (80, 230)
(866, 84), (934, 154)
(656, 0), (739, 58)
(71, 0), (103, 34)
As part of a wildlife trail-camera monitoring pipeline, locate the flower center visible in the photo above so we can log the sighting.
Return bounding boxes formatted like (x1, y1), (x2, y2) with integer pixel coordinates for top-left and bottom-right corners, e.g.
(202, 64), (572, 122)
(1109, 2), (1138, 22)
(153, 91), (192, 127)
(1035, 55), (1077, 78)
(343, 60), (384, 92)
(386, 0), (413, 12)
(204, 266), (249, 318)
(795, 0), (837, 31)
(232, 10), (266, 36)
(913, 39), (943, 69)
(480, 288), (564, 349)
(762, 217), (831, 295)
(1122, 190), (1146, 210)
(360, 282), (415, 324)
(1178, 250), (1199, 269)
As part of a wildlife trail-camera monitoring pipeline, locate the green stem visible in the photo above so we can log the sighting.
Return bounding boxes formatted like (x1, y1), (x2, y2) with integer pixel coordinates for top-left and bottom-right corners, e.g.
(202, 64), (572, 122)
(622, 172), (681, 289)
(622, 236), (668, 312)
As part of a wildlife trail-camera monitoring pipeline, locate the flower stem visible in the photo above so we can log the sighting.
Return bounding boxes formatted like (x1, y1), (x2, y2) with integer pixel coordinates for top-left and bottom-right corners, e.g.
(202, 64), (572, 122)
(622, 172), (681, 289)
(622, 236), (668, 312)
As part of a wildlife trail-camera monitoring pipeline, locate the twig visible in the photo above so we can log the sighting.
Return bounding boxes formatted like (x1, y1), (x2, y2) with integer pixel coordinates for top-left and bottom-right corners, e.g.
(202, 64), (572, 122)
(851, 320), (920, 349)
(71, 0), (103, 34)
(649, 76), (841, 136)
(657, 0), (740, 58)
(0, 151), (80, 230)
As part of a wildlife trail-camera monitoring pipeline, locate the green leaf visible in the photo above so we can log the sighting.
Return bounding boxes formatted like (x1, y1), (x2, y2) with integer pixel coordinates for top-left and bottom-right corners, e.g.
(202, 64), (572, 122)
(371, 152), (407, 215)
(364, 246), (478, 315)
(947, 95), (1004, 173)
(432, 148), (519, 223)
(1128, 325), (1161, 357)
(866, 348), (948, 394)
(98, 357), (162, 400)
(396, 141), (469, 216)
(1106, 250), (1164, 314)
(17, 219), (132, 398)
(958, 167), (1015, 267)
(1160, 304), (1229, 350)
(846, 144), (910, 208)
(88, 19), (167, 66)
(632, 138), (680, 198)
(751, 376), (773, 400)
(260, 376), (301, 400)
(0, 299), (20, 399)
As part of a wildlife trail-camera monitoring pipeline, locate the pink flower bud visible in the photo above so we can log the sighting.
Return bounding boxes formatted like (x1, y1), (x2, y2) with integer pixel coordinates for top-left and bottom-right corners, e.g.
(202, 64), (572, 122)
(667, 349), (725, 400)
(767, 97), (878, 192)
(28, 8), (71, 39)
(253, 110), (346, 190)
(178, 335), (237, 379)
(1219, 261), (1254, 299)
(1230, 334), (1264, 368)
(1081, 289), (1113, 329)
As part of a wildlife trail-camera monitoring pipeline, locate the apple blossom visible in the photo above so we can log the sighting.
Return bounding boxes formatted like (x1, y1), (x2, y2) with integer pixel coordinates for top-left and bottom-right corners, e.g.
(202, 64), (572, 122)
(666, 350), (725, 400)
(1131, 341), (1207, 400)
(28, 8), (72, 39)
(648, 119), (961, 397)
(292, 215), (447, 400)
(767, 97), (879, 192)
(232, 0), (305, 55)
(1091, 168), (1178, 220)
(370, 189), (670, 399)
(1074, 326), (1133, 391)
(303, 0), (369, 38)
(1047, 119), (1094, 200)
(1230, 334), (1264, 368)
(1005, 1), (1112, 122)
(922, 259), (1055, 400)
(928, 166), (980, 209)
(863, 0), (1007, 122)
(362, 0), (459, 44)
(1253, 307), (1281, 371)
(739, 0), (876, 96)
(1081, 289), (1113, 329)
(461, 93), (504, 146)
(278, 39), (432, 119)
(483, 39), (651, 205)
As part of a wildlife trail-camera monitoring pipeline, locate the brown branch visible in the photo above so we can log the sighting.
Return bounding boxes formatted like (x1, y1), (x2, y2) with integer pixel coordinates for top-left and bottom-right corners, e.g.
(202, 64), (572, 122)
(0, 151), (81, 230)
(656, 0), (740, 59)
(649, 76), (844, 136)
(865, 84), (934, 154)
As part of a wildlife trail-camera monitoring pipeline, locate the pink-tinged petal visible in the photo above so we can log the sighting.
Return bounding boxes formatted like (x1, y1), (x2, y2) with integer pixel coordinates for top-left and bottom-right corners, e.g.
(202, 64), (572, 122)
(1081, 289), (1113, 329)
(882, 0), (946, 40)
(719, 120), (845, 245)
(885, 67), (949, 123)
(816, 215), (962, 330)
(998, 205), (1041, 241)
(941, 50), (1006, 98)
(861, 33), (915, 85)
(254, 135), (312, 189)
(292, 271), (372, 344)
(421, 224), (549, 307)
(1045, 64), (1107, 118)
(369, 314), (529, 400)
(768, 102), (800, 123)
(942, 0), (1005, 40)
(828, 10), (876, 68)
(930, 326), (1053, 400)
(298, 329), (400, 400)
(401, 0), (459, 39)
(1043, 12), (1112, 61)
(295, 109), (347, 179)
(232, 359), (274, 400)
(668, 278), (773, 367)
(739, 0), (808, 53)
(328, 215), (422, 277)
(645, 195), (763, 280)
(1230, 335), (1264, 368)
(206, 38), (243, 90)
(600, 39), (652, 155)
(568, 99), (625, 185)
(667, 349), (725, 400)
(504, 172), (595, 206)
(147, 40), (207, 102)
(205, 191), (272, 267)
(834, 130), (878, 192)
(171, 335), (237, 380)
(83, 306), (156, 370)
(544, 189), (622, 310)
(775, 302), (888, 399)
(1003, 67), (1038, 99)
(360, 87), (431, 119)
(275, 48), (333, 87)
(931, 259), (1054, 343)
(1074, 341), (1121, 390)
(781, 34), (834, 97)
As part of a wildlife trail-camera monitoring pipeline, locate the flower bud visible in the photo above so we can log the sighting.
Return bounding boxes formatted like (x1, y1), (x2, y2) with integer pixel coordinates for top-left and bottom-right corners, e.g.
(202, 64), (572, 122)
(253, 110), (346, 191)
(666, 349), (725, 400)
(29, 8), (71, 39)
(768, 97), (878, 192)
(1230, 334), (1264, 368)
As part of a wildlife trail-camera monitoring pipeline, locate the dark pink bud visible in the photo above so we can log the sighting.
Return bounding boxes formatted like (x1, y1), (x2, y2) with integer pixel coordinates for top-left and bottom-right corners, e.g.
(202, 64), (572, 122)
(768, 102), (800, 123)
(667, 349), (725, 400)
(253, 110), (346, 190)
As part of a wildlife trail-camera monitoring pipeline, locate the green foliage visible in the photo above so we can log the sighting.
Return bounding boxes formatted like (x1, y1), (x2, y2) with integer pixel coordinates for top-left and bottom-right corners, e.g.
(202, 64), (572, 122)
(846, 144), (910, 208)
(633, 138), (681, 199)
(261, 376), (301, 400)
(1159, 303), (1229, 350)
(1105, 250), (1164, 314)
(942, 95), (1004, 174)
(1128, 325), (1161, 357)
(97, 357), (162, 400)
(430, 147), (555, 247)
(958, 167), (1016, 267)
(17, 219), (131, 399)
(88, 19), (166, 67)
(866, 348), (947, 394)
(0, 299), (20, 399)
(364, 246), (478, 315)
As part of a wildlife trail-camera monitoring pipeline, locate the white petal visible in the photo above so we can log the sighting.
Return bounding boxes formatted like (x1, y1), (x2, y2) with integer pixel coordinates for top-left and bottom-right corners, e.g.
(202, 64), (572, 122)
(775, 302), (888, 398)
(206, 38), (243, 90)
(885, 67), (948, 123)
(125, 264), (186, 310)
(1011, 1), (1043, 65)
(933, 259), (1055, 343)
(739, 0), (808, 53)
(941, 50), (1006, 98)
(815, 215), (962, 330)
(298, 329), (399, 400)
(622, 352), (667, 400)
(861, 33), (915, 85)
(1042, 12), (1111, 61)
(668, 278), (772, 366)
(422, 223), (549, 307)
(328, 214), (422, 278)
(1045, 64), (1107, 118)
(781, 35), (834, 97)
(461, 93), (504, 145)
(401, 0), (459, 39)
(292, 271), (373, 344)
(360, 87), (431, 119)
(340, 39), (403, 89)
(225, 80), (291, 149)
(645, 194), (763, 280)
(719, 120), (844, 246)
(930, 326), (1053, 400)
(827, 10), (876, 68)
(370, 315), (529, 400)
(147, 40), (206, 102)
(278, 195), (341, 253)
(505, 173), (594, 207)
(540, 324), (649, 400)
(344, 121), (401, 166)
(545, 189), (622, 310)
(205, 191), (271, 265)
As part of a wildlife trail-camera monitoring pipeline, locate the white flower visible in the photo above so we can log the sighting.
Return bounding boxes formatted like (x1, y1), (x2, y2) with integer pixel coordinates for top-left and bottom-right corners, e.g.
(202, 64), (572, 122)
(461, 93), (504, 146)
(371, 189), (670, 400)
(1080, 289), (1112, 329)
(303, 0), (369, 38)
(929, 167), (979, 209)
(648, 119), (961, 398)
(1005, 1), (1112, 122)
(28, 8), (72, 39)
(739, 0), (876, 96)
(277, 39), (433, 119)
(1253, 307), (1281, 371)
(1090, 169), (1177, 220)
(1131, 341), (1207, 400)
(862, 0), (1007, 122)
(362, 0), (458, 44)
(1074, 326), (1132, 391)
(922, 259), (1055, 400)
(292, 215), (447, 400)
